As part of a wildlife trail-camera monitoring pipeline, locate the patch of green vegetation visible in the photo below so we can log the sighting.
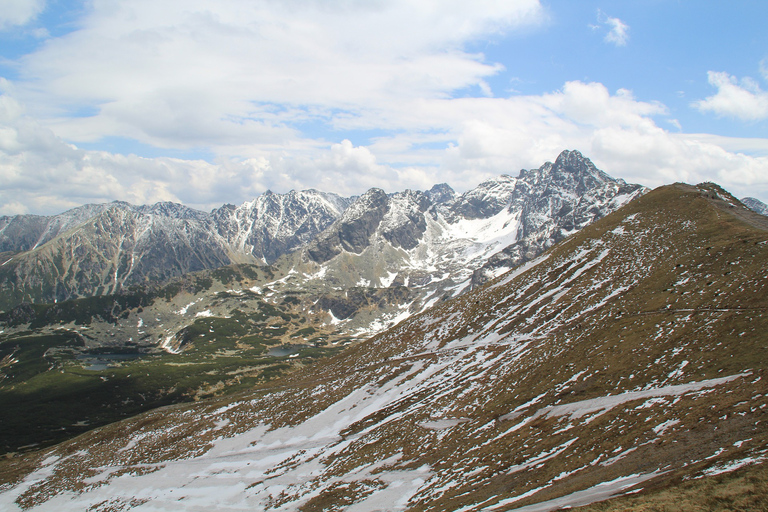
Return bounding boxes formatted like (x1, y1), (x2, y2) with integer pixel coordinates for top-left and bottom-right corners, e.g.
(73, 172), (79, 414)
(0, 292), (156, 328)
(159, 282), (183, 301)
(0, 332), (83, 383)
(257, 363), (292, 381)
(192, 277), (213, 293)
(297, 345), (343, 359)
(210, 267), (240, 285)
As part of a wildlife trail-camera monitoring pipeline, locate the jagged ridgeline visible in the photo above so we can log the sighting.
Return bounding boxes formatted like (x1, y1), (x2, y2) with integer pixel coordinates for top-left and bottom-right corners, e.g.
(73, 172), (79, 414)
(0, 191), (351, 310)
(1, 183), (766, 511)
(0, 150), (645, 311)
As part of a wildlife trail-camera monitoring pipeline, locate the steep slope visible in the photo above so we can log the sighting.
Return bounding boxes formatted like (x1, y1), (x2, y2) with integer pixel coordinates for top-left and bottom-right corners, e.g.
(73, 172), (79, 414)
(0, 203), (237, 309)
(0, 203), (116, 253)
(1, 182), (765, 511)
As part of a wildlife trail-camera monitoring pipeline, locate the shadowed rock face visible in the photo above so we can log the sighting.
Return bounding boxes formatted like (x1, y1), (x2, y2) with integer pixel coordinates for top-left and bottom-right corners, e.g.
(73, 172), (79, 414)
(307, 188), (390, 264)
(379, 190), (431, 250)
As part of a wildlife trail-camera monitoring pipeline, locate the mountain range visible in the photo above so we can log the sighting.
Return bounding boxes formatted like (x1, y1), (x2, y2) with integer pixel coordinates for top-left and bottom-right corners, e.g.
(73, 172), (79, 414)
(0, 150), (645, 314)
(1, 179), (766, 511)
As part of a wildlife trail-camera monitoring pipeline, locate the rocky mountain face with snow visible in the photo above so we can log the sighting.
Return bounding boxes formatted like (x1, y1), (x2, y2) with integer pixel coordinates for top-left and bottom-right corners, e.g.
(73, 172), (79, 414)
(2, 182), (766, 511)
(742, 196), (768, 216)
(0, 151), (641, 313)
(0, 190), (349, 310)
(273, 150), (646, 331)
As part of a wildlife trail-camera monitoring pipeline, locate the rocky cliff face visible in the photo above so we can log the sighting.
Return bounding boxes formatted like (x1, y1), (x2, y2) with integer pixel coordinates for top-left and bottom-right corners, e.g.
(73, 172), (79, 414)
(306, 188), (390, 263)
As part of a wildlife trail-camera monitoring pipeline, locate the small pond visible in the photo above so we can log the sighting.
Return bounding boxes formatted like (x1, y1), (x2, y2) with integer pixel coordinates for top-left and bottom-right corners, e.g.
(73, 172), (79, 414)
(267, 344), (311, 357)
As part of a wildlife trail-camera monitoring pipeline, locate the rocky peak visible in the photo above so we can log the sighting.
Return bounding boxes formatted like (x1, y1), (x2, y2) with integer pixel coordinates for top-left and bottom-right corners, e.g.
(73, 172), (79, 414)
(742, 197), (768, 216)
(470, 150), (648, 287)
(211, 189), (350, 264)
(306, 188), (390, 264)
(379, 189), (432, 250)
(446, 174), (518, 220)
(542, 149), (617, 196)
(425, 183), (455, 205)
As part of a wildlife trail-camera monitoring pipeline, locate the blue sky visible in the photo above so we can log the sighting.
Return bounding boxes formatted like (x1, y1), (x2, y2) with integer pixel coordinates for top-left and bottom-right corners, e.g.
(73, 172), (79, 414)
(0, 0), (766, 215)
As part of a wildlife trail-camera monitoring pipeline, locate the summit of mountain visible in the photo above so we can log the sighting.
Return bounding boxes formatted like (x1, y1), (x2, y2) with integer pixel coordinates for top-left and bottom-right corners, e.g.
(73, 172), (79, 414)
(470, 149), (646, 286)
(1, 181), (765, 511)
(424, 182), (456, 205)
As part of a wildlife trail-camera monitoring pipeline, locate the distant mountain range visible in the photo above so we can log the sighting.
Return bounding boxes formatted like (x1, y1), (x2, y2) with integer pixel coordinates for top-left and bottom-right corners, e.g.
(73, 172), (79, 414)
(2, 180), (766, 511)
(742, 196), (768, 216)
(0, 150), (646, 312)
(0, 190), (349, 309)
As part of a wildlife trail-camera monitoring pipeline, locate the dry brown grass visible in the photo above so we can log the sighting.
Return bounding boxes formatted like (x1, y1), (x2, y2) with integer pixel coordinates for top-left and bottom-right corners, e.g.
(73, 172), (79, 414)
(574, 462), (768, 511)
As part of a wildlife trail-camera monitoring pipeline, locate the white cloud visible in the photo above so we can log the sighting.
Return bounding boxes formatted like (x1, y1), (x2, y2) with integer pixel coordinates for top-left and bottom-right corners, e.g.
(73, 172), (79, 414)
(0, 0), (45, 29)
(1, 2), (768, 214)
(596, 9), (629, 47)
(5, 77), (767, 216)
(693, 71), (768, 121)
(13, 0), (544, 151)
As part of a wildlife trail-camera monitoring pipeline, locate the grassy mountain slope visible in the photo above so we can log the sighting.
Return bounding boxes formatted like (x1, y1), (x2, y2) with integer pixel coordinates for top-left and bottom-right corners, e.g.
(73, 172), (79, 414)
(0, 182), (766, 511)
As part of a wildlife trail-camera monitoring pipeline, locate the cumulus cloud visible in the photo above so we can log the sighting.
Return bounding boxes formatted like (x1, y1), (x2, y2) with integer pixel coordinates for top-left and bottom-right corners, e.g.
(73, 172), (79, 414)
(0, 91), (273, 214)
(596, 9), (629, 47)
(13, 0), (543, 151)
(437, 81), (768, 201)
(0, 0), (45, 29)
(1, 2), (767, 214)
(6, 77), (767, 216)
(0, 88), (428, 214)
(693, 71), (768, 121)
